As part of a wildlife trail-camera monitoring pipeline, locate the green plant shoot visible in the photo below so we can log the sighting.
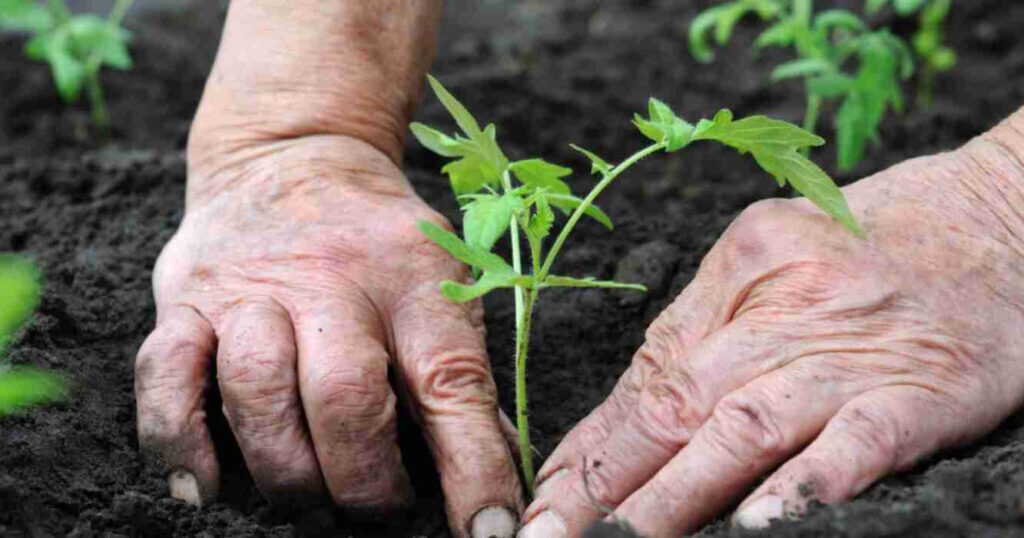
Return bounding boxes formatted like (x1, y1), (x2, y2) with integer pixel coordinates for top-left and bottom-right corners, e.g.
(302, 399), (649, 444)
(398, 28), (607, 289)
(690, 0), (915, 172)
(0, 0), (134, 130)
(867, 0), (955, 106)
(412, 75), (861, 494)
(0, 255), (64, 415)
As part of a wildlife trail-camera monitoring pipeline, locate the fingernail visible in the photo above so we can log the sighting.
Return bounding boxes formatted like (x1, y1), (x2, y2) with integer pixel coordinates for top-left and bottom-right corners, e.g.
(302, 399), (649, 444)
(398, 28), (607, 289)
(471, 506), (517, 538)
(733, 495), (784, 529)
(517, 510), (567, 538)
(534, 468), (570, 498)
(169, 470), (202, 507)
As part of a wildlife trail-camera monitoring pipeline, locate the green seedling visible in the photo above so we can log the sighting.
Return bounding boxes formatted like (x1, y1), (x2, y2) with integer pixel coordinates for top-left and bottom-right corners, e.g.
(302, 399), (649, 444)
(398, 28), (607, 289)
(867, 0), (955, 106)
(690, 0), (914, 172)
(0, 255), (64, 415)
(412, 75), (860, 494)
(0, 0), (134, 130)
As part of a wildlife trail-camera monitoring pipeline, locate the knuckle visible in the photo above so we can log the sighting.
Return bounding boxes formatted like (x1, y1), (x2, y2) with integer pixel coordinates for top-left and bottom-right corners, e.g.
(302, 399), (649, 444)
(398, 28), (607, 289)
(634, 370), (707, 449)
(790, 455), (846, 502)
(568, 462), (615, 508)
(314, 365), (390, 417)
(414, 351), (497, 409)
(705, 392), (787, 463)
(831, 401), (902, 462)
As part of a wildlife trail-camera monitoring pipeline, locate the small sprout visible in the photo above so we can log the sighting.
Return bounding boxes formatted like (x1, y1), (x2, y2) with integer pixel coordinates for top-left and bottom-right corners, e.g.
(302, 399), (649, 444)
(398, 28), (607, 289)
(868, 0), (956, 106)
(0, 255), (65, 416)
(0, 0), (134, 130)
(413, 75), (860, 495)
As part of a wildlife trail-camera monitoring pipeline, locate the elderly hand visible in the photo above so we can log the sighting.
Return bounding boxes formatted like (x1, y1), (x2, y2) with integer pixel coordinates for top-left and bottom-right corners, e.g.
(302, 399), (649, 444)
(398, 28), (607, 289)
(520, 117), (1024, 537)
(134, 133), (521, 537)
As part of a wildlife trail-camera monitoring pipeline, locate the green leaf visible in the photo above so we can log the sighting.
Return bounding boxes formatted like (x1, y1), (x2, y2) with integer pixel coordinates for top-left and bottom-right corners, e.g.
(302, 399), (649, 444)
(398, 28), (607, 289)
(807, 73), (854, 98)
(0, 0), (53, 32)
(570, 144), (612, 176)
(527, 193), (554, 241)
(714, 2), (752, 46)
(693, 112), (861, 236)
(770, 58), (833, 81)
(633, 98), (694, 151)
(542, 276), (646, 292)
(510, 159), (572, 194)
(418, 221), (512, 274)
(688, 4), (730, 63)
(28, 28), (86, 102)
(0, 367), (66, 416)
(410, 122), (462, 157)
(865, 0), (887, 14)
(755, 20), (796, 48)
(427, 74), (482, 138)
(548, 193), (614, 230)
(894, 0), (928, 16)
(67, 15), (132, 70)
(814, 9), (867, 34)
(441, 153), (502, 196)
(0, 255), (40, 353)
(462, 192), (518, 254)
(439, 271), (524, 303)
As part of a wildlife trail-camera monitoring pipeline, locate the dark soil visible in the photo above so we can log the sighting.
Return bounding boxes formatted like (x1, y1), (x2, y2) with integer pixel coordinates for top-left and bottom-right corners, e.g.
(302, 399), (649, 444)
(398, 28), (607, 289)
(2, 0), (1024, 536)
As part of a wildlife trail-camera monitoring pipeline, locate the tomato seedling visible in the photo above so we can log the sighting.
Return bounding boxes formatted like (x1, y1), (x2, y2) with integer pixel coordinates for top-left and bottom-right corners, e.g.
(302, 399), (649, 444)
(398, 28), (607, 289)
(690, 0), (914, 171)
(0, 255), (64, 415)
(867, 0), (956, 106)
(0, 0), (134, 130)
(412, 75), (860, 494)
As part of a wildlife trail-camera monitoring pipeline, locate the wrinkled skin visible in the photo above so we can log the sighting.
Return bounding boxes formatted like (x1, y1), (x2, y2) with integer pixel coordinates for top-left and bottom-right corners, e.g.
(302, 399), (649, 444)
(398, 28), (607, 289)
(133, 135), (522, 535)
(521, 130), (1024, 537)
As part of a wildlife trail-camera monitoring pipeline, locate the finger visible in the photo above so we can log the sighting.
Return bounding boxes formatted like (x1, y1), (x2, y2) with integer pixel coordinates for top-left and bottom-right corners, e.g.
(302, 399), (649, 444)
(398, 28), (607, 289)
(392, 284), (520, 538)
(611, 364), (861, 537)
(523, 320), (789, 534)
(296, 299), (411, 509)
(732, 386), (974, 529)
(534, 268), (729, 487)
(135, 304), (219, 506)
(500, 409), (521, 462)
(216, 299), (324, 504)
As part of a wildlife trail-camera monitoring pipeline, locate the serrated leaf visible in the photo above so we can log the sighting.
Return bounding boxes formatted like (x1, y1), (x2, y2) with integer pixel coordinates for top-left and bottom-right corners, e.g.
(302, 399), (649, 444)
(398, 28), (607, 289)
(527, 193), (554, 241)
(510, 159), (572, 194)
(0, 0), (53, 32)
(410, 123), (462, 157)
(441, 153), (501, 196)
(570, 144), (612, 176)
(0, 367), (66, 415)
(418, 221), (512, 274)
(0, 255), (40, 353)
(463, 192), (517, 254)
(634, 98), (694, 151)
(693, 112), (861, 236)
(542, 276), (646, 292)
(548, 193), (614, 230)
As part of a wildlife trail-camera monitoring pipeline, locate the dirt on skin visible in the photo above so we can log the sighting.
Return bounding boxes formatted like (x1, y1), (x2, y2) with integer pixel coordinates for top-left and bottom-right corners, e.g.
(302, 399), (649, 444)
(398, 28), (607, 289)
(2, 0), (1024, 536)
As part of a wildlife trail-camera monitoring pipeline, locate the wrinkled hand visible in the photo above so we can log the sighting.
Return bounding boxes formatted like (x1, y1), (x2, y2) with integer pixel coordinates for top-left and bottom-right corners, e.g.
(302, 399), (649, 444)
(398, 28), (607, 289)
(134, 135), (520, 537)
(522, 133), (1024, 536)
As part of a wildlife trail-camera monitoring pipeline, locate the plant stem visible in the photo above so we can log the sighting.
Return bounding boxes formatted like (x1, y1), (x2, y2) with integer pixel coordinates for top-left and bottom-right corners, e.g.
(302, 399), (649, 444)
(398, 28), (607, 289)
(85, 69), (109, 132)
(801, 93), (821, 157)
(515, 290), (537, 494)
(538, 143), (663, 279)
(109, 0), (133, 26)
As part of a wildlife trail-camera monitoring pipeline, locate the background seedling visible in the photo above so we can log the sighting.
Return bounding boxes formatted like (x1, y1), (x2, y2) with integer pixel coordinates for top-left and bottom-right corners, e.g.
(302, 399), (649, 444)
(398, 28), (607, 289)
(0, 255), (64, 415)
(867, 0), (956, 106)
(690, 0), (915, 172)
(0, 0), (134, 130)
(413, 75), (860, 494)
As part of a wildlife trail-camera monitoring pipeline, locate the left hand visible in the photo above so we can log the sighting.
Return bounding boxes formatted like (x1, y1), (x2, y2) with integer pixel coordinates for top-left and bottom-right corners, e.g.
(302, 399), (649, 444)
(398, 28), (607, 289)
(518, 131), (1024, 536)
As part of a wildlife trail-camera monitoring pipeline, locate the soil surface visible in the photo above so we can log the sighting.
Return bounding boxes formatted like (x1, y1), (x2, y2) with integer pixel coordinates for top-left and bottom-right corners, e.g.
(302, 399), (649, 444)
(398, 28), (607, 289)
(3, 0), (1024, 536)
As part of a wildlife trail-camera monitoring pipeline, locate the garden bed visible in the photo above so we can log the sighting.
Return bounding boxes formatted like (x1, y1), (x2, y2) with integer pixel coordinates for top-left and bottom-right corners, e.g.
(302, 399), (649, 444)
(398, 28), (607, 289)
(3, 0), (1024, 536)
